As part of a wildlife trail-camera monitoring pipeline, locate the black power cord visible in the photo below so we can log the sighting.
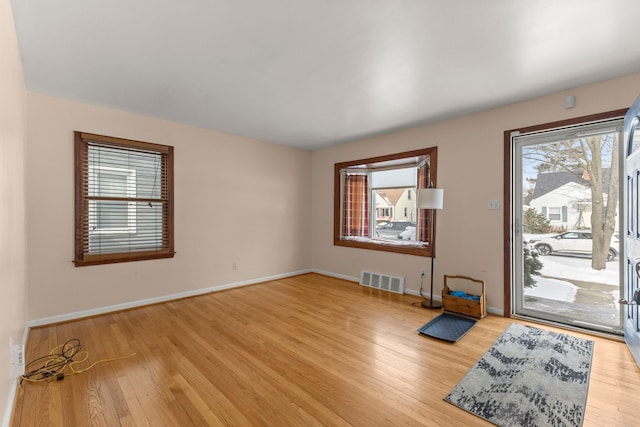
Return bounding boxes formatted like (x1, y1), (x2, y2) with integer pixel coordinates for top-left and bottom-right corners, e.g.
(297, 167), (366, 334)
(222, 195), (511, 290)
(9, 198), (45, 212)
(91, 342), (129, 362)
(412, 273), (428, 308)
(20, 338), (135, 384)
(21, 338), (82, 383)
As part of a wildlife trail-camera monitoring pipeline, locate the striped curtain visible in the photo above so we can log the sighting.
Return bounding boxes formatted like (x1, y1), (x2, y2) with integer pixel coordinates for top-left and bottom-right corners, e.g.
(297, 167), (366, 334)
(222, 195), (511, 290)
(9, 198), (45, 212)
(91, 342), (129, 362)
(417, 163), (430, 243)
(343, 173), (369, 236)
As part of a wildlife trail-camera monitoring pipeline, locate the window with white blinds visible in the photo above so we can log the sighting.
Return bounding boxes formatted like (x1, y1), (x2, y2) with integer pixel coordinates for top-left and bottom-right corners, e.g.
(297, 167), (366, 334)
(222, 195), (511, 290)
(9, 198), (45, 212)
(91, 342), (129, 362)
(74, 132), (174, 266)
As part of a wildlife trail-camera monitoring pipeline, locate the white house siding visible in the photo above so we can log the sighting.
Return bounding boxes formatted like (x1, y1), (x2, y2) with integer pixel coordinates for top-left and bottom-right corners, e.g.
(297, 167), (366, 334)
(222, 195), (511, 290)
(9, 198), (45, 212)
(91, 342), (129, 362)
(530, 182), (593, 229)
(394, 189), (417, 222)
(375, 192), (393, 222)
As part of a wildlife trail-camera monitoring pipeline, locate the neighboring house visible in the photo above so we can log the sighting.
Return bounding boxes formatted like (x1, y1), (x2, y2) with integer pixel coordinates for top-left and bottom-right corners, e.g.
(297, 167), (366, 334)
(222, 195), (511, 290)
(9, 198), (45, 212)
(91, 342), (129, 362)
(529, 170), (617, 230)
(396, 188), (416, 222)
(375, 192), (393, 222)
(376, 188), (416, 222)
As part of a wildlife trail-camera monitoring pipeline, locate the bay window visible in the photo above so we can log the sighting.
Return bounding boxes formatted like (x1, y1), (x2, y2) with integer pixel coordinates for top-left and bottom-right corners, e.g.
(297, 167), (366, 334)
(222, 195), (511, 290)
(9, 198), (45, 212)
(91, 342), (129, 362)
(334, 147), (438, 257)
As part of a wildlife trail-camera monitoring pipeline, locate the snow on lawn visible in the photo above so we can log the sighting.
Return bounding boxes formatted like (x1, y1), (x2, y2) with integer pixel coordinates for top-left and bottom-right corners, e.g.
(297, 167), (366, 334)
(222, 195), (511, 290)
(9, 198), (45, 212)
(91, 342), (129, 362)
(526, 277), (577, 302)
(538, 255), (618, 286)
(523, 233), (619, 302)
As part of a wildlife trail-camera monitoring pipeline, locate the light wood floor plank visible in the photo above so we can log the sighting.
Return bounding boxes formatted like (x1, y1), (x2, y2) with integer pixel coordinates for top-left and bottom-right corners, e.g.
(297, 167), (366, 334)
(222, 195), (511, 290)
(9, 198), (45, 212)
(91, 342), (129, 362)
(11, 273), (640, 426)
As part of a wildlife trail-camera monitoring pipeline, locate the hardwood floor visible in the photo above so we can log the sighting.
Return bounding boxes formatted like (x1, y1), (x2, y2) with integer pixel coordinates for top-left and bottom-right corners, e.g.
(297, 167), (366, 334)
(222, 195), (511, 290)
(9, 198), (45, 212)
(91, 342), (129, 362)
(11, 273), (640, 426)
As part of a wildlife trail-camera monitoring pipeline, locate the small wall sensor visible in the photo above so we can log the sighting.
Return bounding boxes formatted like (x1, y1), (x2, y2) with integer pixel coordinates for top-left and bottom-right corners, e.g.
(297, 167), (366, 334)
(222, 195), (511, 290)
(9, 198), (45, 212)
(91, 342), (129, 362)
(565, 95), (576, 109)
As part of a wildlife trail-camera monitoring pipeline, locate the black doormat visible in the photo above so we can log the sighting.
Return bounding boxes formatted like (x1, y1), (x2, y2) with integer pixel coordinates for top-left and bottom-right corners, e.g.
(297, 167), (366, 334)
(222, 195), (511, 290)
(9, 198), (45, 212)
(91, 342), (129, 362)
(417, 313), (478, 342)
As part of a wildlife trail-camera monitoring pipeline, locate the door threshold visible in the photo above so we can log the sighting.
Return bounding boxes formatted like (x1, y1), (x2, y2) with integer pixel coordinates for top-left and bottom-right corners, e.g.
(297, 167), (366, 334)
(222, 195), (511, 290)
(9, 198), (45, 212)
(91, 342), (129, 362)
(511, 314), (624, 342)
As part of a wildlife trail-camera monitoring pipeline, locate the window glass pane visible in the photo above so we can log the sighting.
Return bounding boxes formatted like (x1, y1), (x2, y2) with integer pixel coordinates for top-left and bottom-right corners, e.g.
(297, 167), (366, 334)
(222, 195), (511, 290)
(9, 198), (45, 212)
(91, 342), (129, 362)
(548, 207), (561, 221)
(88, 201), (164, 254)
(89, 145), (162, 199)
(374, 188), (417, 241)
(93, 200), (130, 230)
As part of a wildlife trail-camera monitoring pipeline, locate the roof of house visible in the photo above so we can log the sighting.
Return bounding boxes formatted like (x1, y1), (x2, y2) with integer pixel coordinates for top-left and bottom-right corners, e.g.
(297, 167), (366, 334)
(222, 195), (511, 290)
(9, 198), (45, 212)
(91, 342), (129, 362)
(531, 169), (611, 199)
(378, 189), (406, 205)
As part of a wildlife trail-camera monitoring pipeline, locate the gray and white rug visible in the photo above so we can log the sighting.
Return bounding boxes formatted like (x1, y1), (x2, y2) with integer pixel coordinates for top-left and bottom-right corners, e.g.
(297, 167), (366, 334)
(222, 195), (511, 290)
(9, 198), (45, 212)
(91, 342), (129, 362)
(445, 323), (594, 427)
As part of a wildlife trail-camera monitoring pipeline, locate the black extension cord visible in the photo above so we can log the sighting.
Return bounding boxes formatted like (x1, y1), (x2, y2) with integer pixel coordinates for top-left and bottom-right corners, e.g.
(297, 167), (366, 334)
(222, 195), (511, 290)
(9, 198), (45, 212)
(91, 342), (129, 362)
(20, 338), (83, 383)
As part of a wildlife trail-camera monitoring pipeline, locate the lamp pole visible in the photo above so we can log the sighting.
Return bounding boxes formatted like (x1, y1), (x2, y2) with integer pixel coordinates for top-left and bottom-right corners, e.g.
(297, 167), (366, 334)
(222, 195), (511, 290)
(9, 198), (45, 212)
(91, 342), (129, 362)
(417, 188), (444, 309)
(422, 206), (442, 309)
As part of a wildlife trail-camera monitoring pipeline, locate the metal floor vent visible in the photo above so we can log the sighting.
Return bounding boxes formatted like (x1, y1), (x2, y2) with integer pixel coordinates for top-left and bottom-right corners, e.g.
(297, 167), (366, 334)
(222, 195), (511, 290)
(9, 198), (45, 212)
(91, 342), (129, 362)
(359, 271), (405, 294)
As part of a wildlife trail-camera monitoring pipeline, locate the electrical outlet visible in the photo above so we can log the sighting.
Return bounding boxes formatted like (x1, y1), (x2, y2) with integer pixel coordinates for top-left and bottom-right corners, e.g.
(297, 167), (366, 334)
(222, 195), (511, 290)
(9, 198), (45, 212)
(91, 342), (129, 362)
(421, 269), (426, 277)
(232, 261), (238, 271)
(11, 344), (24, 379)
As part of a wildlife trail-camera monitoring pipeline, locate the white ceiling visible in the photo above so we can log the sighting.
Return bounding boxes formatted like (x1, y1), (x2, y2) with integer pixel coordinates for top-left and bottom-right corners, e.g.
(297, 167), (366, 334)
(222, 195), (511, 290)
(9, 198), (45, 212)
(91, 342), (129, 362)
(10, 1), (640, 150)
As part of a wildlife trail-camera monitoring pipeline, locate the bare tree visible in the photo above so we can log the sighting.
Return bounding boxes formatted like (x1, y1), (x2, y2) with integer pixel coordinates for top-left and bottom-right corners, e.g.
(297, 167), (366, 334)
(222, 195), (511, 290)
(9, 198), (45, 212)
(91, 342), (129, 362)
(524, 133), (618, 269)
(584, 135), (618, 269)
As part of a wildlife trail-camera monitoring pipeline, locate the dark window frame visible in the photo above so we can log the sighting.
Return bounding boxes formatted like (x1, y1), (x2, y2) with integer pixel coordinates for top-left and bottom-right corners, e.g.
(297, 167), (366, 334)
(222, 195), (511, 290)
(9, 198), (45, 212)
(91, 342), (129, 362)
(74, 131), (175, 266)
(334, 147), (438, 257)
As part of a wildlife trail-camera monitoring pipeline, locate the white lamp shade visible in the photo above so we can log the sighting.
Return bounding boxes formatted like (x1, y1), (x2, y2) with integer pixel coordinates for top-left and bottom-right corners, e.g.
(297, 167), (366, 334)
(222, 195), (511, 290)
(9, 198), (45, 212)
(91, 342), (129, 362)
(417, 188), (444, 210)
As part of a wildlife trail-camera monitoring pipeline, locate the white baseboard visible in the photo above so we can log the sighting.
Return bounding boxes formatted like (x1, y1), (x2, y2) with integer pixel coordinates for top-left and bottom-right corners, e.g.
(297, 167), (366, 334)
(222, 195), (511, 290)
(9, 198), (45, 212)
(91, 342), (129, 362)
(311, 270), (503, 315)
(487, 306), (504, 316)
(405, 288), (502, 315)
(2, 381), (17, 427)
(27, 269), (312, 328)
(26, 266), (503, 327)
(403, 288), (441, 299)
(310, 269), (359, 283)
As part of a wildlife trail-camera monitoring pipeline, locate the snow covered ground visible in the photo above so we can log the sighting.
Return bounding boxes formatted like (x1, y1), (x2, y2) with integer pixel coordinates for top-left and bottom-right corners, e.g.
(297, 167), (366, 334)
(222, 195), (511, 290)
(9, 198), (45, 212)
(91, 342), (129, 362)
(525, 277), (577, 302)
(525, 251), (619, 305)
(537, 254), (618, 286)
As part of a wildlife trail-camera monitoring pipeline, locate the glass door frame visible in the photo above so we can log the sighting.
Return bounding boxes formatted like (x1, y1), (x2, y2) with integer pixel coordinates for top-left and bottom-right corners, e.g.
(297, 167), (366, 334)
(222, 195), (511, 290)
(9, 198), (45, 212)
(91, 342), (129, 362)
(504, 109), (627, 334)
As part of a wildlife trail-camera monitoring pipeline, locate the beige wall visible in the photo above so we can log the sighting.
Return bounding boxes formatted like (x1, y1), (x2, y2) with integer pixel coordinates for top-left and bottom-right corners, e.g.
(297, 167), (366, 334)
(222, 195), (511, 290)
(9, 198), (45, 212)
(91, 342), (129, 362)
(311, 72), (640, 313)
(0, 0), (27, 421)
(25, 93), (312, 320)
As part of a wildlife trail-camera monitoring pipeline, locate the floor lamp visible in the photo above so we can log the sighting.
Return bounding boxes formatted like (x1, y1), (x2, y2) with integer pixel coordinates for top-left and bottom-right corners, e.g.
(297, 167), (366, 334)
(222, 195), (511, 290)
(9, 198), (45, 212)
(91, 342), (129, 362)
(417, 188), (444, 309)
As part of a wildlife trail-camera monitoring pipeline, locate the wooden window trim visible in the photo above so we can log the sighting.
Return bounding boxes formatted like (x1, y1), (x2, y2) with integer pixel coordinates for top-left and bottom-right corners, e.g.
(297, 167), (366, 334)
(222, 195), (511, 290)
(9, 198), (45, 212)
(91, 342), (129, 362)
(334, 147), (437, 257)
(74, 131), (175, 266)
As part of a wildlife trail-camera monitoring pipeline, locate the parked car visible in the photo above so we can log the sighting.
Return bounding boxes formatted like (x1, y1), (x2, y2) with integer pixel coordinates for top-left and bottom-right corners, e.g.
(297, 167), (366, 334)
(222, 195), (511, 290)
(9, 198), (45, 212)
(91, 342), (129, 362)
(398, 226), (416, 240)
(380, 221), (415, 231)
(530, 231), (618, 261)
(376, 221), (416, 238)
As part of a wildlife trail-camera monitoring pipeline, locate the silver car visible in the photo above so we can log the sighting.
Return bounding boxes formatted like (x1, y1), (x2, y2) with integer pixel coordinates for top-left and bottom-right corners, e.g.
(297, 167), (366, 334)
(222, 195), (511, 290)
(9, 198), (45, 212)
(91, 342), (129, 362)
(531, 231), (618, 261)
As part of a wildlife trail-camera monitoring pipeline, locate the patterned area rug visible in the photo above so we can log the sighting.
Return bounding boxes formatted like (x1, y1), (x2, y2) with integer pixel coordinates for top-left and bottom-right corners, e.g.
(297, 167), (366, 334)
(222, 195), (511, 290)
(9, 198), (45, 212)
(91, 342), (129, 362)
(445, 323), (594, 427)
